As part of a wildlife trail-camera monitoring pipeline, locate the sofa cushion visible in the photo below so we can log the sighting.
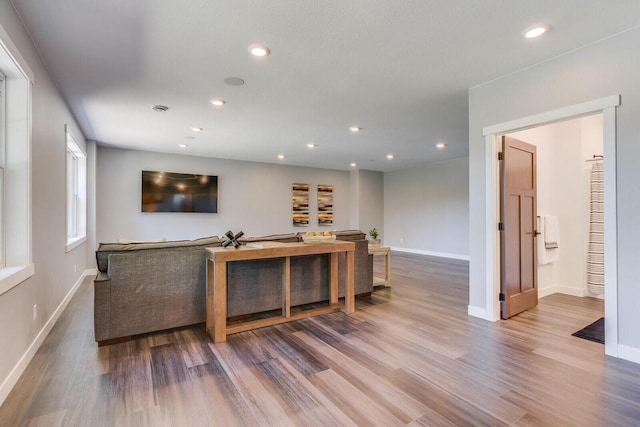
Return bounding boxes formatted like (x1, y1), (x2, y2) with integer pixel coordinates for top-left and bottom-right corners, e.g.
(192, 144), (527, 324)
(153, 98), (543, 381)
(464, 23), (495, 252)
(117, 237), (167, 244)
(238, 233), (300, 244)
(334, 229), (366, 241)
(96, 235), (221, 272)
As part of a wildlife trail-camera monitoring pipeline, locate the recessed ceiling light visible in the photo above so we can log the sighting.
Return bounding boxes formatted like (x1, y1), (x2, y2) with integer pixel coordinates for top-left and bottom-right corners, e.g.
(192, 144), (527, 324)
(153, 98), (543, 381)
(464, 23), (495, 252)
(249, 44), (270, 57)
(191, 127), (203, 132)
(307, 143), (317, 149)
(210, 98), (226, 106)
(436, 142), (446, 149)
(224, 77), (245, 86)
(350, 162), (357, 167)
(349, 126), (361, 132)
(178, 144), (188, 148)
(386, 154), (394, 159)
(524, 25), (549, 39)
(151, 105), (169, 112)
(277, 154), (285, 160)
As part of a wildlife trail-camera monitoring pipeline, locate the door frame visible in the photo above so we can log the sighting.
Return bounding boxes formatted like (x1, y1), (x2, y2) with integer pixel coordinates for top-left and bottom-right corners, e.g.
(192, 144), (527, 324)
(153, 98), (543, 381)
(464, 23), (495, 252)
(481, 94), (620, 357)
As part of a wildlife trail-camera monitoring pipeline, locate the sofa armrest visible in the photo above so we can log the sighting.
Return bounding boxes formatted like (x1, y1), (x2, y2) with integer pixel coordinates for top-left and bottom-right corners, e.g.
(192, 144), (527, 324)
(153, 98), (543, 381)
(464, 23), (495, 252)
(95, 271), (110, 282)
(337, 239), (373, 296)
(353, 239), (373, 294)
(94, 273), (111, 342)
(105, 250), (207, 339)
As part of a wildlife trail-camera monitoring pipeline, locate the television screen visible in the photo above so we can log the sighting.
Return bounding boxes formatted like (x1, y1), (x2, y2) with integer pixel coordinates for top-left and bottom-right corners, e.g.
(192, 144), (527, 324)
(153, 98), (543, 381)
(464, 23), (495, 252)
(141, 170), (218, 213)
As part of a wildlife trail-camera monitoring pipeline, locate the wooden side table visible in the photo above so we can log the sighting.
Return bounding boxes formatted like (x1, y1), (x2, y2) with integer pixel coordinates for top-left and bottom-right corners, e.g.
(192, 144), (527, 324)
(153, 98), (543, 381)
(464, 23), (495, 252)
(368, 244), (391, 287)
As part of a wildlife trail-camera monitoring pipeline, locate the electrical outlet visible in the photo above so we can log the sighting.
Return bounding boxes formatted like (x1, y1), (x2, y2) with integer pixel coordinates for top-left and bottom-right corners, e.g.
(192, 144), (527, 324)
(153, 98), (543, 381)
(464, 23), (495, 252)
(32, 304), (37, 321)
(400, 238), (404, 244)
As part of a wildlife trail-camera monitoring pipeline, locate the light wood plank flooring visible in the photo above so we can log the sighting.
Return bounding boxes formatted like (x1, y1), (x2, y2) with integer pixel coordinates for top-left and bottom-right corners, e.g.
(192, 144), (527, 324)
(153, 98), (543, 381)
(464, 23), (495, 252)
(1, 252), (639, 426)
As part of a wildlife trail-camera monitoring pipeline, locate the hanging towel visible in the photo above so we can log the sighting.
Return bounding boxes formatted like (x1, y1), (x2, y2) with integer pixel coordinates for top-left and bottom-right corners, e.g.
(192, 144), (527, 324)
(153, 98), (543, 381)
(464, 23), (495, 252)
(537, 216), (550, 265)
(544, 215), (560, 249)
(538, 215), (559, 265)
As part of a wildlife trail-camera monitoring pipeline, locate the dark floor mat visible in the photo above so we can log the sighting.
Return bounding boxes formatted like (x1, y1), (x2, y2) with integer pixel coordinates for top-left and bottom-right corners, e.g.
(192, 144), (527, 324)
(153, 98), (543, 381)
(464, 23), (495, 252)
(572, 317), (604, 344)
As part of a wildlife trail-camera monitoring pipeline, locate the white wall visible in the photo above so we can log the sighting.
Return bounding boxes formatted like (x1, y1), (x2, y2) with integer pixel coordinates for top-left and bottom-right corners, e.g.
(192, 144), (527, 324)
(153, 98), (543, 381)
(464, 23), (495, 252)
(384, 158), (469, 259)
(349, 170), (359, 229)
(347, 169), (383, 239)
(509, 115), (603, 298)
(97, 147), (352, 243)
(469, 27), (640, 355)
(357, 170), (384, 240)
(0, 0), (91, 404)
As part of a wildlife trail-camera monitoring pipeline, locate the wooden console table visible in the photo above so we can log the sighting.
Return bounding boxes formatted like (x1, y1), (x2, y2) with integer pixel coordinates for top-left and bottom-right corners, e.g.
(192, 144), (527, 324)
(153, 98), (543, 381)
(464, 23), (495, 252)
(205, 241), (355, 343)
(368, 244), (391, 287)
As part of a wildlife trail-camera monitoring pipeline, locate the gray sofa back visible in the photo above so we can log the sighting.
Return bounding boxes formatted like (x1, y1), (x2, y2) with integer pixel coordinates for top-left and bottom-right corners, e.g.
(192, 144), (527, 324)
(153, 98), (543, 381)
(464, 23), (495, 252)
(96, 235), (222, 272)
(94, 236), (222, 342)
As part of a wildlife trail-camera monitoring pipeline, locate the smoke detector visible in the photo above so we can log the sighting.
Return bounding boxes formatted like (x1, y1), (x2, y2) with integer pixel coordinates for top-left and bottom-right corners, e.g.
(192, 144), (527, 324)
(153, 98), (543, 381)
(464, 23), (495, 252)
(224, 77), (245, 86)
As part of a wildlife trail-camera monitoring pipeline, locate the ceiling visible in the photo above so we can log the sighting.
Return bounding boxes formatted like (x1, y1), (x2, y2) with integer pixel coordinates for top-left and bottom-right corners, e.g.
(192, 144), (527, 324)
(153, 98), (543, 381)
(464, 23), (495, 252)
(10, 1), (640, 171)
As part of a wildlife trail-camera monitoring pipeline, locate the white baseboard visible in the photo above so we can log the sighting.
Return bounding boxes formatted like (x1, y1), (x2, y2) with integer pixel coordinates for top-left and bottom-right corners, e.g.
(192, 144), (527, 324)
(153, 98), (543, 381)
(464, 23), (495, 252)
(617, 344), (640, 365)
(467, 305), (495, 321)
(538, 286), (558, 298)
(539, 285), (585, 298)
(389, 246), (469, 261)
(557, 286), (586, 297)
(0, 269), (92, 406)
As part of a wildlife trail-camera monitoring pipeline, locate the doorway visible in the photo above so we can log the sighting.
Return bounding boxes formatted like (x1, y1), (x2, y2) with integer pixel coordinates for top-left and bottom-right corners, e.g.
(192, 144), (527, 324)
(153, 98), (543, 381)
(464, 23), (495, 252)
(501, 114), (604, 319)
(481, 95), (619, 356)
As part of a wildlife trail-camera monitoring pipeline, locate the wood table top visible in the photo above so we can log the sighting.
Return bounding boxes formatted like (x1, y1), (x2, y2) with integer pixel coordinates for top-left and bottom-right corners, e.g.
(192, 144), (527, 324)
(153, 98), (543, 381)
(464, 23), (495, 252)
(206, 241), (355, 262)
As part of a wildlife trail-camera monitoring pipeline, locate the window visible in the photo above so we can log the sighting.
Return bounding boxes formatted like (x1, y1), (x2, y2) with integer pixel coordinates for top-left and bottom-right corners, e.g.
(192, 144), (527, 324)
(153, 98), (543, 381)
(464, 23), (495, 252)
(0, 25), (34, 295)
(65, 126), (86, 251)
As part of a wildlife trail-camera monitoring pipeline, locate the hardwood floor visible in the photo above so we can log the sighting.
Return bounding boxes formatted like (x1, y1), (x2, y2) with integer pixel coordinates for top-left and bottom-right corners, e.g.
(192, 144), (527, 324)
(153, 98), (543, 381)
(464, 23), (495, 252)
(2, 252), (639, 426)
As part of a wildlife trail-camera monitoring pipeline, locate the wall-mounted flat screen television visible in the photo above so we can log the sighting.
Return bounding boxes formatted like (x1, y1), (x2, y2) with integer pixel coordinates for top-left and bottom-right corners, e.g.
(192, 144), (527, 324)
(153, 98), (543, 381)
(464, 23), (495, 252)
(141, 170), (218, 213)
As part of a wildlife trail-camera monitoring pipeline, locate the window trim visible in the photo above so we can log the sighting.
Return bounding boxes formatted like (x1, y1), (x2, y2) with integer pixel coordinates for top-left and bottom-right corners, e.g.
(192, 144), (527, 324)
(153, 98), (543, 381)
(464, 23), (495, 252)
(0, 264), (34, 295)
(65, 235), (86, 253)
(65, 125), (86, 252)
(0, 24), (34, 295)
(0, 72), (5, 269)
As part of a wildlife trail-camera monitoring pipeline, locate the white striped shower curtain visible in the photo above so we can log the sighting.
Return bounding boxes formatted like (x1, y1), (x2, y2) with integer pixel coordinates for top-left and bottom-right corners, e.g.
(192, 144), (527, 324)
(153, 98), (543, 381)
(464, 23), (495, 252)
(587, 161), (604, 294)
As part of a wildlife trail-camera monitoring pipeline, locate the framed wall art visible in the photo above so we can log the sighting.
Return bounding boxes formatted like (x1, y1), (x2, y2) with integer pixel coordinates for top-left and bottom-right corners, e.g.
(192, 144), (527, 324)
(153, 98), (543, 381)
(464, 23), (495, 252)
(317, 184), (333, 226)
(292, 183), (309, 226)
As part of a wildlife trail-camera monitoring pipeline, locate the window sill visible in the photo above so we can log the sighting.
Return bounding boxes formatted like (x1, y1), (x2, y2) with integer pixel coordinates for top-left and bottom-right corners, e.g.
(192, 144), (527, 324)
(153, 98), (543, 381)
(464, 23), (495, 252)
(0, 264), (35, 296)
(66, 235), (87, 253)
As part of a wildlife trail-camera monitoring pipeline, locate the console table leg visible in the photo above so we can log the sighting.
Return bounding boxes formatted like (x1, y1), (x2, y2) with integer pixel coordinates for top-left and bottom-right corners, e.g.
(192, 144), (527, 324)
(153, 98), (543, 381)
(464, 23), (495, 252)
(385, 249), (391, 287)
(206, 259), (214, 340)
(213, 260), (227, 343)
(345, 251), (355, 314)
(283, 257), (291, 318)
(330, 253), (338, 305)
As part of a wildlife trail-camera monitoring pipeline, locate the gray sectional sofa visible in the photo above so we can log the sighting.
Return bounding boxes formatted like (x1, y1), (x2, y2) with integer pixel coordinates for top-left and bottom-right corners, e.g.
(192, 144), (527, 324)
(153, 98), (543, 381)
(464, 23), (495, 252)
(94, 230), (373, 345)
